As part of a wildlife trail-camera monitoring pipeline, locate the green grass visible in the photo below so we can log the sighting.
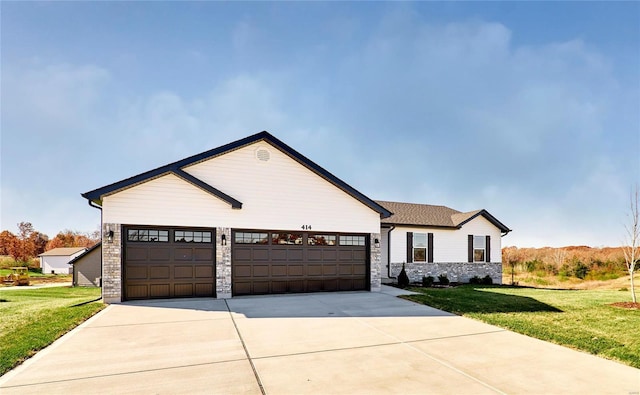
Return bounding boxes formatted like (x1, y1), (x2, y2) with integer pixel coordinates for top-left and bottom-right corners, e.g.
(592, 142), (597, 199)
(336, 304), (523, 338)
(403, 285), (640, 368)
(0, 287), (104, 375)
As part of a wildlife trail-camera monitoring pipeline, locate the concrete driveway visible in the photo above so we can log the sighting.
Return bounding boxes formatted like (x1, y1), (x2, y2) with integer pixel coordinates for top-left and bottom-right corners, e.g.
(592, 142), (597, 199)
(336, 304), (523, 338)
(1, 287), (638, 394)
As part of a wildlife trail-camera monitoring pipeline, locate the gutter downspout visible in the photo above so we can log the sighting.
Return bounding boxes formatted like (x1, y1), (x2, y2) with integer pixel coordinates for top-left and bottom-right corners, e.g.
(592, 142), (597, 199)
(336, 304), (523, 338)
(387, 225), (396, 279)
(87, 199), (103, 288)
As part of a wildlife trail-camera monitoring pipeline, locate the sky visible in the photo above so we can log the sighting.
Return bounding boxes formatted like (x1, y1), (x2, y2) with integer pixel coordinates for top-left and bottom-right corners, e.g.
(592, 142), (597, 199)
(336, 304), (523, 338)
(1, 2), (639, 248)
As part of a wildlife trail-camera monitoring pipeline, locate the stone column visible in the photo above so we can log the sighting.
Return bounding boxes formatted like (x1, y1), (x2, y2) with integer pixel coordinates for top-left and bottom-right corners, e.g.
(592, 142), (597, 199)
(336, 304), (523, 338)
(102, 223), (122, 303)
(370, 232), (382, 292)
(216, 227), (232, 298)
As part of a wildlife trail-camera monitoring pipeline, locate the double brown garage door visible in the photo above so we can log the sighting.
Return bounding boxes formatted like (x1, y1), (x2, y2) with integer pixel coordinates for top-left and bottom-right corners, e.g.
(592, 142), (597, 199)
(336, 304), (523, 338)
(232, 231), (369, 296)
(123, 226), (215, 300)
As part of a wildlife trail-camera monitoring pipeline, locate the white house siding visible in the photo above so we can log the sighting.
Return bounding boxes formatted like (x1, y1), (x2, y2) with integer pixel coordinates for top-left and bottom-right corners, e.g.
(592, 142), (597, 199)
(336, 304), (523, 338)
(41, 251), (85, 274)
(380, 227), (390, 279)
(103, 174), (235, 227)
(182, 141), (380, 233)
(387, 216), (503, 283)
(389, 216), (502, 264)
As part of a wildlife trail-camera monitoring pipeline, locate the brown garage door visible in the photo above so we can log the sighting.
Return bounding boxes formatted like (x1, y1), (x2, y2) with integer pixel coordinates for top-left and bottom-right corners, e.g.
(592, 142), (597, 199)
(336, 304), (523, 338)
(124, 226), (215, 300)
(232, 230), (369, 296)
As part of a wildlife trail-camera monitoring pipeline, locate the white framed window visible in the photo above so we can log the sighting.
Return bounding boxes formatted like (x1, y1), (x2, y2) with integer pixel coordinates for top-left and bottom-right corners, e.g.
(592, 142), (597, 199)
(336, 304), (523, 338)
(473, 235), (486, 262)
(413, 233), (427, 262)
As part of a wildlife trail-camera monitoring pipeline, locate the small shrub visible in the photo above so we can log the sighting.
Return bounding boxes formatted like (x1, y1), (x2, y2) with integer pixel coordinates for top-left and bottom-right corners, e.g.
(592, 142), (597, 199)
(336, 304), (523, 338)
(572, 262), (590, 279)
(481, 275), (493, 285)
(437, 274), (449, 285)
(422, 276), (434, 287)
(469, 275), (482, 284)
(397, 263), (410, 288)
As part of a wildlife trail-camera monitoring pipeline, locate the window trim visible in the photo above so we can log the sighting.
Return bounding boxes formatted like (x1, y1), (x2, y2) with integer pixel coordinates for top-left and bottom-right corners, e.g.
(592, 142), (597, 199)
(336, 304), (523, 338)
(413, 233), (427, 262)
(473, 235), (486, 262)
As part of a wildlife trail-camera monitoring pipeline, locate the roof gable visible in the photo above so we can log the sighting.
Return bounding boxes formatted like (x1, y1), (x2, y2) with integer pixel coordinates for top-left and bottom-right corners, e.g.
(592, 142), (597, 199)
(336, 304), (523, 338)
(82, 131), (390, 218)
(377, 200), (510, 233)
(39, 247), (87, 257)
(68, 242), (102, 265)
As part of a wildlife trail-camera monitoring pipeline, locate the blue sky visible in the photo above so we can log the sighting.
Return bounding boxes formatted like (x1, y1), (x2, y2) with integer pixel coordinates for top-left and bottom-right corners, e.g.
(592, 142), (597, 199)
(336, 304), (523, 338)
(1, 2), (639, 247)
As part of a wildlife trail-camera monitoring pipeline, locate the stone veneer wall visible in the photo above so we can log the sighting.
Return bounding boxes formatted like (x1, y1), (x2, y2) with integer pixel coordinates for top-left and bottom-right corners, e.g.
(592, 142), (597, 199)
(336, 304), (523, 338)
(216, 227), (232, 298)
(390, 261), (502, 285)
(102, 223), (122, 303)
(370, 232), (382, 292)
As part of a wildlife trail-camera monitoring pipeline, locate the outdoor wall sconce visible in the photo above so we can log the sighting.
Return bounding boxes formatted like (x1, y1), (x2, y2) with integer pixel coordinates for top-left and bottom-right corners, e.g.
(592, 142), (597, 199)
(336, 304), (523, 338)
(374, 238), (380, 248)
(221, 234), (227, 246)
(106, 230), (114, 243)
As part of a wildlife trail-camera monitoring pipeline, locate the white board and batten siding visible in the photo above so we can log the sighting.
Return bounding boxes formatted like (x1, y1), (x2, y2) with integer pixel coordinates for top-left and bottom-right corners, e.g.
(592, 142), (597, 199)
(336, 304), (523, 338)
(102, 141), (380, 233)
(388, 215), (503, 264)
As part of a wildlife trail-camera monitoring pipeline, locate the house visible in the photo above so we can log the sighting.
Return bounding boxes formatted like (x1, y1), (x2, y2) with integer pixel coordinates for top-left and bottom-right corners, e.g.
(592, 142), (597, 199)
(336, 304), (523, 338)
(82, 131), (391, 303)
(69, 242), (102, 287)
(82, 131), (510, 303)
(38, 247), (87, 274)
(376, 201), (511, 284)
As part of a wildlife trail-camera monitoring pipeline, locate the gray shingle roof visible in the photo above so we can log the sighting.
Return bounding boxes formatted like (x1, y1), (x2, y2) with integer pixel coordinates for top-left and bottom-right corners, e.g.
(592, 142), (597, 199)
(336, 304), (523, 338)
(376, 200), (511, 233)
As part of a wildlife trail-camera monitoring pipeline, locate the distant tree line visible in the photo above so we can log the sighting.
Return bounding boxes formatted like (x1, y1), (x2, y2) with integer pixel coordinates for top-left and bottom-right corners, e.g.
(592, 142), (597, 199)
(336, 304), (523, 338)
(0, 222), (100, 263)
(502, 245), (627, 281)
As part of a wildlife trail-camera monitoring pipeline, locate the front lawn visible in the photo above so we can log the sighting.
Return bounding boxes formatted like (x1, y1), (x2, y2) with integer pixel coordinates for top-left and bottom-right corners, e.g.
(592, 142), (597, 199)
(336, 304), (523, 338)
(403, 285), (640, 369)
(0, 287), (104, 375)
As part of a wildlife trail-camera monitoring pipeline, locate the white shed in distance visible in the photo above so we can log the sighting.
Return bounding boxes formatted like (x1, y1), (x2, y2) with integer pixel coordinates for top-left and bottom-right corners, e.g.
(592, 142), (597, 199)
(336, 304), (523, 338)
(38, 247), (87, 274)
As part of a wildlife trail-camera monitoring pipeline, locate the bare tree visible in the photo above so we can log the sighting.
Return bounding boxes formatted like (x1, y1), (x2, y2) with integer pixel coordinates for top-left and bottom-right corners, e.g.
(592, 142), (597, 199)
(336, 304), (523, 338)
(622, 185), (639, 303)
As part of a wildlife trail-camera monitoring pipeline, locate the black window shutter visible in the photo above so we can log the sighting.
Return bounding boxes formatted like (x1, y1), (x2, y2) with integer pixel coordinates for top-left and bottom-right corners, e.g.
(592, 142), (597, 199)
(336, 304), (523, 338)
(406, 232), (413, 263)
(468, 235), (474, 262)
(486, 235), (491, 262)
(427, 233), (434, 263)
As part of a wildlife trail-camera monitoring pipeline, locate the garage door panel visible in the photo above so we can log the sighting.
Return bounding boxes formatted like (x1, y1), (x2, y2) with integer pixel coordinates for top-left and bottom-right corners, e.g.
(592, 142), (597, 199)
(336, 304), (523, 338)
(288, 265), (304, 276)
(253, 265), (270, 277)
(353, 265), (367, 275)
(174, 248), (193, 261)
(307, 279), (323, 292)
(353, 250), (367, 261)
(126, 285), (148, 299)
(270, 249), (287, 260)
(307, 264), (323, 276)
(253, 281), (270, 294)
(149, 284), (171, 298)
(271, 265), (287, 276)
(339, 250), (353, 260)
(234, 248), (252, 261)
(253, 249), (270, 261)
(126, 247), (148, 261)
(234, 282), (251, 295)
(124, 227), (215, 301)
(287, 249), (303, 261)
(174, 283), (193, 297)
(323, 279), (338, 291)
(323, 265), (337, 275)
(323, 250), (337, 260)
(288, 280), (305, 293)
(194, 248), (213, 261)
(126, 266), (147, 280)
(149, 248), (171, 261)
(338, 265), (353, 275)
(234, 265), (252, 277)
(195, 266), (213, 278)
(195, 283), (214, 296)
(174, 266), (193, 279)
(149, 266), (170, 279)
(307, 250), (322, 261)
(271, 281), (287, 293)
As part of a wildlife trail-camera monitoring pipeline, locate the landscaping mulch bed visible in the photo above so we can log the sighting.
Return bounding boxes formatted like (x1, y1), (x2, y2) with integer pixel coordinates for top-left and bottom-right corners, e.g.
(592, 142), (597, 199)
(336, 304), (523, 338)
(609, 302), (640, 309)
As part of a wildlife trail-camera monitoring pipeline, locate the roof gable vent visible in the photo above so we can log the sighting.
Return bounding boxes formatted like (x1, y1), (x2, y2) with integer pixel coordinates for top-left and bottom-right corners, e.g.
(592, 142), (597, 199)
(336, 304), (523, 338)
(255, 147), (271, 162)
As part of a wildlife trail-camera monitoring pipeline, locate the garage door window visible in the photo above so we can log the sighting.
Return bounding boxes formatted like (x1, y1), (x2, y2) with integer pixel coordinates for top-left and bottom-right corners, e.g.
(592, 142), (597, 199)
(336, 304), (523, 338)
(339, 235), (366, 246)
(175, 230), (212, 243)
(272, 233), (303, 245)
(308, 234), (336, 246)
(235, 232), (269, 244)
(128, 229), (169, 242)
